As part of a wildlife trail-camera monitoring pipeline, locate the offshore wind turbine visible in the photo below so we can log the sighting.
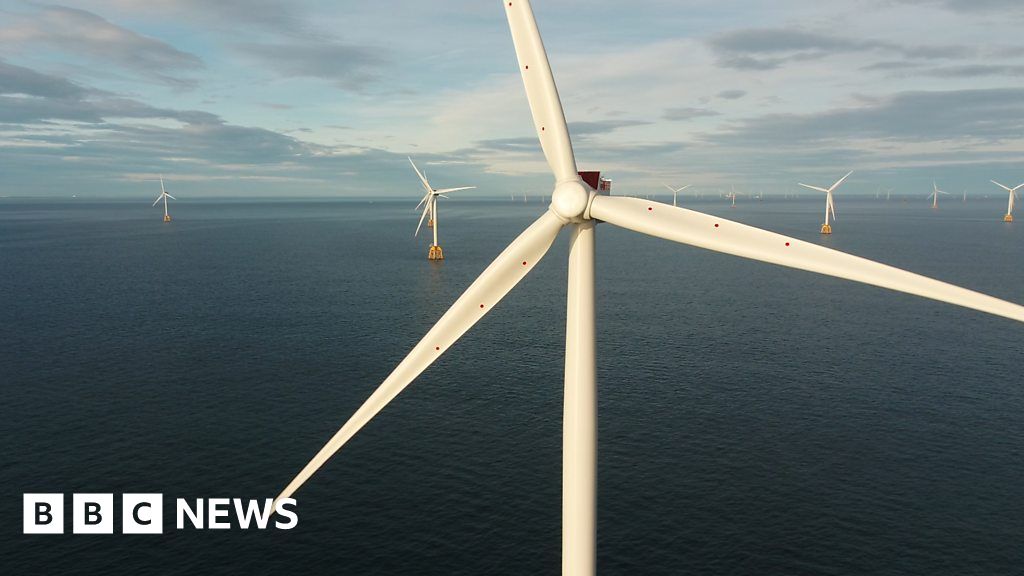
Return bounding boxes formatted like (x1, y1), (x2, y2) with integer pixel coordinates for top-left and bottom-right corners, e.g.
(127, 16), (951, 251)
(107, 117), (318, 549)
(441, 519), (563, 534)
(798, 171), (852, 235)
(152, 175), (175, 222)
(410, 157), (475, 260)
(990, 180), (1023, 222)
(928, 181), (949, 209)
(663, 183), (690, 207)
(276, 2), (1024, 574)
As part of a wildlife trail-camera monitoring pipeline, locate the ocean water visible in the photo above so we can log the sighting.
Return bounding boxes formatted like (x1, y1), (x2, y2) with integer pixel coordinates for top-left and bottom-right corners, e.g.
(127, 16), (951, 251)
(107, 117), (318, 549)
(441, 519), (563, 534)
(1, 196), (1022, 575)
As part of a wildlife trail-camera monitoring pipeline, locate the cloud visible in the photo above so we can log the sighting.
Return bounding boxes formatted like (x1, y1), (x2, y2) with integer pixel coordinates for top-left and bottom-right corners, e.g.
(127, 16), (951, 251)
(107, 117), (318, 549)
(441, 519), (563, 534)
(662, 107), (721, 121)
(0, 5), (202, 88)
(235, 40), (385, 90)
(898, 0), (1024, 13)
(920, 64), (1024, 78)
(94, 0), (315, 37)
(0, 60), (439, 197)
(0, 60), (215, 125)
(708, 88), (1024, 146)
(0, 60), (87, 99)
(567, 119), (650, 136)
(708, 27), (969, 70)
(717, 90), (747, 100)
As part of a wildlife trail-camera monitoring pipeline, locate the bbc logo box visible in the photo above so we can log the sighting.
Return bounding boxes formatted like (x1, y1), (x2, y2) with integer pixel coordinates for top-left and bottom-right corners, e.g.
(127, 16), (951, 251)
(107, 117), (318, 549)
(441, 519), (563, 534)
(23, 494), (64, 534)
(23, 493), (163, 534)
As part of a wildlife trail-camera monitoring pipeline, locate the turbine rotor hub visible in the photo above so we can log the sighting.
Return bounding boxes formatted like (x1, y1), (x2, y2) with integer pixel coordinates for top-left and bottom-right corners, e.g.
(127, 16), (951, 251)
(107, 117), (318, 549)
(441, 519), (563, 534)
(550, 180), (589, 221)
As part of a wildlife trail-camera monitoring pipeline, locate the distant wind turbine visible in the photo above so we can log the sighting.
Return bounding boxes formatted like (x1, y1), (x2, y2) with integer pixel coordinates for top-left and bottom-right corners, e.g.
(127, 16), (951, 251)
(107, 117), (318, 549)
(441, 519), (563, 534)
(276, 3), (1024, 574)
(990, 180), (1023, 222)
(663, 183), (690, 207)
(410, 157), (475, 260)
(152, 175), (175, 222)
(798, 171), (852, 235)
(928, 182), (949, 209)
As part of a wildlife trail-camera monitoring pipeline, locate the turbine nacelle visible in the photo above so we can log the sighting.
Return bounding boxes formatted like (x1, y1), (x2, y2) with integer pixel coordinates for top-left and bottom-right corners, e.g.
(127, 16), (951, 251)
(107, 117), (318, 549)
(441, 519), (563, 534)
(550, 178), (590, 222)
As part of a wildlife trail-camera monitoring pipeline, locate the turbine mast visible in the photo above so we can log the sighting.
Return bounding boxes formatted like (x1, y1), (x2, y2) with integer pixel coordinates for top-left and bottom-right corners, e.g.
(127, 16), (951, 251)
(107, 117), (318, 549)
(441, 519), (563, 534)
(563, 221), (597, 576)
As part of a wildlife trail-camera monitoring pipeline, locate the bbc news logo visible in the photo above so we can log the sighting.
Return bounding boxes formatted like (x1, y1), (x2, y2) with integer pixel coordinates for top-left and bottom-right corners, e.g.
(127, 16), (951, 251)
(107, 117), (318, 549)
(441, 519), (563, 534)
(23, 494), (297, 534)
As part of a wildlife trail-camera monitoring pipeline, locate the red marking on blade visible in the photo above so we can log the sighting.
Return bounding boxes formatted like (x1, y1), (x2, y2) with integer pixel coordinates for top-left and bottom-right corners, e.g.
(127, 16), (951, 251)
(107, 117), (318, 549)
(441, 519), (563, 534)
(525, 65), (529, 70)
(522, 261), (527, 266)
(648, 207), (653, 211)
(785, 242), (791, 246)
(435, 346), (440, 351)
(479, 304), (485, 308)
(714, 223), (719, 228)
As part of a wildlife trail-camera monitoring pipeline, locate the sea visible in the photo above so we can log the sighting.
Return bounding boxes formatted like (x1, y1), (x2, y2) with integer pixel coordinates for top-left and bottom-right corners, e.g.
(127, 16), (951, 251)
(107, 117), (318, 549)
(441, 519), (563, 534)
(1, 195), (1021, 575)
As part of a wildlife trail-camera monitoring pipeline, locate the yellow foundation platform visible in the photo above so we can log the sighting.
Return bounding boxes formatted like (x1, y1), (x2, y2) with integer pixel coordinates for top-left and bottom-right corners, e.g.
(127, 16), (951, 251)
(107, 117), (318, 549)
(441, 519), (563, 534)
(1004, 214), (1013, 222)
(163, 214), (172, 222)
(820, 223), (832, 234)
(428, 245), (444, 260)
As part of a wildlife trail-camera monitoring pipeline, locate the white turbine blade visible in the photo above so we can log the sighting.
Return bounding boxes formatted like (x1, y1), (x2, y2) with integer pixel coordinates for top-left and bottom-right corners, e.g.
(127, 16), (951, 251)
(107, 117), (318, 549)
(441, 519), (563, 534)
(589, 196), (1024, 323)
(165, 193), (176, 201)
(414, 200), (432, 237)
(828, 194), (837, 221)
(408, 157), (433, 195)
(663, 184), (676, 194)
(990, 180), (1013, 193)
(1012, 183), (1024, 193)
(415, 191), (432, 211)
(505, 0), (578, 182)
(678, 185), (691, 192)
(434, 186), (476, 194)
(159, 176), (165, 194)
(152, 195), (163, 207)
(827, 170), (854, 193)
(938, 190), (950, 196)
(276, 210), (566, 502)
(798, 183), (829, 193)
(438, 194), (451, 199)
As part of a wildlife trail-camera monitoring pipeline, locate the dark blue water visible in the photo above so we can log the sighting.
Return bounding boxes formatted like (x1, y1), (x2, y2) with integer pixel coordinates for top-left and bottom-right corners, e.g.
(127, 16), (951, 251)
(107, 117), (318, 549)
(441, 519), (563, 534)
(2, 196), (1022, 575)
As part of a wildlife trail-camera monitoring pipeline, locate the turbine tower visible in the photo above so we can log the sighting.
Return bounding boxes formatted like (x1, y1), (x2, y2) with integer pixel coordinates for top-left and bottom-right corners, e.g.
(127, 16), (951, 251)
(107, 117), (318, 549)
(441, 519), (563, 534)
(663, 183), (690, 207)
(276, 3), (1024, 575)
(990, 180), (1023, 222)
(410, 157), (475, 260)
(152, 175), (175, 222)
(929, 181), (949, 209)
(798, 171), (852, 235)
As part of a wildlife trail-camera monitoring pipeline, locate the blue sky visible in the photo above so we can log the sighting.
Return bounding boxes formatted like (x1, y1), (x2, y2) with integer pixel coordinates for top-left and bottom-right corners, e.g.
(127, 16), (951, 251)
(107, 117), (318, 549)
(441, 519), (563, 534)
(1, 0), (1023, 197)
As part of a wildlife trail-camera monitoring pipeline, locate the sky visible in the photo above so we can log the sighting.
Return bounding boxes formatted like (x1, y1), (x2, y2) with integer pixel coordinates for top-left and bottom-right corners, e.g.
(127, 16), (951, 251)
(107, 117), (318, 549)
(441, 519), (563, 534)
(1, 0), (1023, 198)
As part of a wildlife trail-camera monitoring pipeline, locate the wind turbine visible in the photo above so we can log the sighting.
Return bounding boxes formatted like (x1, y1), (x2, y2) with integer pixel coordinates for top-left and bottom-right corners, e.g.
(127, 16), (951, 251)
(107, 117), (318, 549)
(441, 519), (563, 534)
(410, 157), (475, 260)
(663, 183), (690, 207)
(276, 3), (1024, 575)
(152, 175), (175, 222)
(990, 180), (1023, 222)
(798, 171), (852, 235)
(928, 181), (949, 209)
